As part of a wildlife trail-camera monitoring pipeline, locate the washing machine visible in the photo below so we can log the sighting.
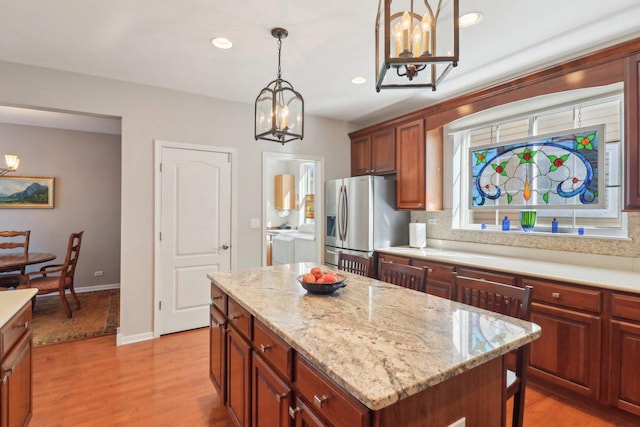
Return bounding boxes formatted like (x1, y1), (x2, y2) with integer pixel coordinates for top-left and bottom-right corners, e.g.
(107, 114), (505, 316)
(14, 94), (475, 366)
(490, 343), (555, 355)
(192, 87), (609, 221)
(294, 224), (316, 263)
(272, 233), (295, 265)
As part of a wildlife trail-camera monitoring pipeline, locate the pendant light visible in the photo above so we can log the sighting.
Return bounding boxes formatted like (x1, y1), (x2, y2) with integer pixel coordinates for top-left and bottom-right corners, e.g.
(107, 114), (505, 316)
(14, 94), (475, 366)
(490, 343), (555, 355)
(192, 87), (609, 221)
(0, 155), (20, 176)
(375, 0), (459, 91)
(255, 28), (304, 145)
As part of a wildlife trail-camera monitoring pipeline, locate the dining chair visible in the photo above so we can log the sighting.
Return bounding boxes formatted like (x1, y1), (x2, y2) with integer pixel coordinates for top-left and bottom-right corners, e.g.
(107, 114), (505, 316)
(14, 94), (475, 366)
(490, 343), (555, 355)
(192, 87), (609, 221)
(0, 230), (30, 288)
(452, 273), (533, 427)
(337, 252), (374, 278)
(20, 231), (84, 318)
(378, 260), (430, 292)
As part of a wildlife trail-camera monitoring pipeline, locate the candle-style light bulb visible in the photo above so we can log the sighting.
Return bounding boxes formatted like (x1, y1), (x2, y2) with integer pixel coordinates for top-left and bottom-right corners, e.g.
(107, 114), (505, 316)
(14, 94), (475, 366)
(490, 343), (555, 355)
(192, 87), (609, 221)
(4, 155), (19, 171)
(421, 13), (431, 56)
(393, 22), (404, 57)
(401, 11), (411, 54)
(280, 105), (289, 130)
(412, 25), (422, 58)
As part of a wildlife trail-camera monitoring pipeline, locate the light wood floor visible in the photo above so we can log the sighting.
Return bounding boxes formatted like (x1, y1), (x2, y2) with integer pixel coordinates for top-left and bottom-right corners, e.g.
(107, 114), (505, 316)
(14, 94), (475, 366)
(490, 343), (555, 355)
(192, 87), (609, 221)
(32, 328), (640, 426)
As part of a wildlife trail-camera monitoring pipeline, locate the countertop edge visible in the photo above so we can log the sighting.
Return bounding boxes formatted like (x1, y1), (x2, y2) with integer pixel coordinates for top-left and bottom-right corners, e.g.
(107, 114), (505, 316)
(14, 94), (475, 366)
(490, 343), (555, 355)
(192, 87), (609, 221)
(0, 289), (37, 327)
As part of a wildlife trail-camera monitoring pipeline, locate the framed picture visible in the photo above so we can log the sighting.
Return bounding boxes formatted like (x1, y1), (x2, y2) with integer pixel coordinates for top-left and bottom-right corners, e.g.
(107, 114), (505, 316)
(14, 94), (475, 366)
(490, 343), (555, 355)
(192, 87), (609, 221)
(0, 176), (54, 208)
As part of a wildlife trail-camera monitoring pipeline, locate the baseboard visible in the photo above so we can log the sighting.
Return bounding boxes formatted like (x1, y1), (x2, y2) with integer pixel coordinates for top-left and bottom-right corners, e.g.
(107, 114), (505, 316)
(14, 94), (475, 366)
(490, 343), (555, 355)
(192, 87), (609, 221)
(34, 283), (121, 299)
(117, 329), (154, 346)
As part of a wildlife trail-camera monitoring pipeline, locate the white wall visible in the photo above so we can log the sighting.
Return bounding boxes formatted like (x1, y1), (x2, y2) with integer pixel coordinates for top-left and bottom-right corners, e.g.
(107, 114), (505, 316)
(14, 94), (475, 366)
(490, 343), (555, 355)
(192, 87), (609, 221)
(0, 123), (121, 289)
(0, 60), (353, 342)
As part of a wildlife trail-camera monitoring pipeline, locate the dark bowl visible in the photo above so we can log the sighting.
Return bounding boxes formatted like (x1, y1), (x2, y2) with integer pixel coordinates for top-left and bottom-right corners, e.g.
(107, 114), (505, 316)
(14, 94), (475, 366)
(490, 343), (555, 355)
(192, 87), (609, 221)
(296, 274), (347, 294)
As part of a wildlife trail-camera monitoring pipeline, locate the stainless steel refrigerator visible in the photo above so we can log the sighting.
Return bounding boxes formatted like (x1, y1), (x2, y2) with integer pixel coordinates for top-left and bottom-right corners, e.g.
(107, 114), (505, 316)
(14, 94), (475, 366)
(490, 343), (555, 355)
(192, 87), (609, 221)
(324, 175), (410, 266)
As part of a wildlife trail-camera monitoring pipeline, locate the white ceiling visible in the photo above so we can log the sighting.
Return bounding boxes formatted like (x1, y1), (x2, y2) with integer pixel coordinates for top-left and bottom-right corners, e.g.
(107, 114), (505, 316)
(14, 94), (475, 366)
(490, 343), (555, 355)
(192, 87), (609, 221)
(0, 0), (639, 129)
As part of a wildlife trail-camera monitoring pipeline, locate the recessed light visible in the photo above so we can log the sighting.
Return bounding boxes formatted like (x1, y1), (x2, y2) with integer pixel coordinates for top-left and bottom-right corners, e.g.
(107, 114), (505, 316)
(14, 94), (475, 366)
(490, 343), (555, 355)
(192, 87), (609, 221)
(211, 37), (233, 49)
(351, 76), (367, 85)
(459, 12), (483, 28)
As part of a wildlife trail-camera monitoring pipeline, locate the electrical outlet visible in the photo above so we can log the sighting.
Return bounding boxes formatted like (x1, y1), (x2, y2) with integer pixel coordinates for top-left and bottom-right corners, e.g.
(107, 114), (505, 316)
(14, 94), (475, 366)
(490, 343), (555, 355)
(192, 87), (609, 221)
(250, 218), (261, 229)
(428, 219), (437, 225)
(94, 270), (104, 277)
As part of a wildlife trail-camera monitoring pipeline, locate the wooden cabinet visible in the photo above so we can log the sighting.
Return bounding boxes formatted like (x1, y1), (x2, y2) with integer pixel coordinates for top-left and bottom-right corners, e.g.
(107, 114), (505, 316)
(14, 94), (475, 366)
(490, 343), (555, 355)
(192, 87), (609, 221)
(525, 278), (602, 400)
(275, 174), (296, 211)
(227, 326), (252, 427)
(608, 293), (640, 415)
(210, 305), (227, 401)
(350, 129), (396, 176)
(289, 397), (327, 427)
(396, 119), (425, 210)
(411, 259), (455, 299)
(294, 355), (370, 427)
(252, 352), (292, 427)
(0, 301), (33, 427)
(624, 53), (640, 210)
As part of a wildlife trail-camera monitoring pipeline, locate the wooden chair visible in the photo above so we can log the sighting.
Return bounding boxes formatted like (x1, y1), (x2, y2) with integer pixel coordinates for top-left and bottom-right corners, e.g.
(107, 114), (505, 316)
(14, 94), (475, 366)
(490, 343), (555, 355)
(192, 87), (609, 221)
(378, 260), (429, 292)
(0, 230), (30, 288)
(453, 274), (533, 427)
(20, 231), (84, 318)
(337, 252), (374, 277)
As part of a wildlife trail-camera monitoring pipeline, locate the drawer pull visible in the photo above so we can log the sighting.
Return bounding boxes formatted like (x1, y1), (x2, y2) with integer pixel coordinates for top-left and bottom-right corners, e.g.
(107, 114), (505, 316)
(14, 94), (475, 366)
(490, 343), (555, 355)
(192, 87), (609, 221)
(230, 315), (241, 321)
(275, 392), (287, 402)
(212, 296), (222, 301)
(288, 406), (300, 418)
(260, 344), (272, 352)
(314, 394), (329, 408)
(14, 320), (28, 329)
(552, 292), (560, 299)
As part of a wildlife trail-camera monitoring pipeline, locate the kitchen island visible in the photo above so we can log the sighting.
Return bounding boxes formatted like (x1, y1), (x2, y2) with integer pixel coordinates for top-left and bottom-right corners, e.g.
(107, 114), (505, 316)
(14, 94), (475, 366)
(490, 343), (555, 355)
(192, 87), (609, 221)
(209, 263), (540, 426)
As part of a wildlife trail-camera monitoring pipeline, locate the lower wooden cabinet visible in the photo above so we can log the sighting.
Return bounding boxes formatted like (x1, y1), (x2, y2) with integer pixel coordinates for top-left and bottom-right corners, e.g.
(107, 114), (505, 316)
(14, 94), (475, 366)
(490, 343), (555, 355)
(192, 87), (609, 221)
(0, 300), (33, 427)
(289, 397), (326, 427)
(608, 292), (640, 415)
(252, 352), (292, 427)
(210, 305), (227, 401)
(377, 253), (455, 298)
(227, 326), (252, 427)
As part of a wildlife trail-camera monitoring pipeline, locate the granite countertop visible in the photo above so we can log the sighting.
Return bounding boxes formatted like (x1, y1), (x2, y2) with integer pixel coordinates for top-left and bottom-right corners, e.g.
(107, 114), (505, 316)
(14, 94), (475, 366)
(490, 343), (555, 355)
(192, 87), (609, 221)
(377, 246), (640, 294)
(209, 263), (541, 411)
(0, 289), (37, 327)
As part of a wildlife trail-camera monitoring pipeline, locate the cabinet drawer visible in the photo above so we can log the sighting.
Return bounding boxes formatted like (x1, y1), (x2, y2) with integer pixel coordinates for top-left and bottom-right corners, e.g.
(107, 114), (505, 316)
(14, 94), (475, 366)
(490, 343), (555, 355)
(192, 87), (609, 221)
(378, 254), (410, 265)
(456, 267), (518, 286)
(0, 302), (32, 358)
(294, 355), (370, 427)
(526, 278), (602, 313)
(211, 282), (227, 314)
(228, 297), (252, 340)
(610, 293), (640, 322)
(253, 319), (292, 381)
(411, 259), (455, 285)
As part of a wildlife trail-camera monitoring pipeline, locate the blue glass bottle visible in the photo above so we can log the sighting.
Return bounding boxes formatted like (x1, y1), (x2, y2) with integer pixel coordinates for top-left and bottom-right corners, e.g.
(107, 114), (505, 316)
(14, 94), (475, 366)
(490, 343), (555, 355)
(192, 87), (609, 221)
(552, 218), (559, 233)
(502, 216), (510, 231)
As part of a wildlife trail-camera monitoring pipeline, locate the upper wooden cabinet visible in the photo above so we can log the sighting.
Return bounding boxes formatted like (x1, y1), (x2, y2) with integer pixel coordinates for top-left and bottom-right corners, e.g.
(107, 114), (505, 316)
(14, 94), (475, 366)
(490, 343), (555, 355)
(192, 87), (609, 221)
(350, 128), (396, 176)
(395, 120), (443, 210)
(624, 53), (640, 211)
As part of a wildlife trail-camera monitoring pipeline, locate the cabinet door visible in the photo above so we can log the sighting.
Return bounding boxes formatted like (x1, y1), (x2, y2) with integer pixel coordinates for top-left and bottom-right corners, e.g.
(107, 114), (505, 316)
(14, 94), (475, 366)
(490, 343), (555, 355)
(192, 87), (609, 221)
(371, 128), (396, 174)
(396, 119), (425, 210)
(291, 397), (327, 427)
(227, 326), (252, 427)
(0, 330), (32, 427)
(252, 352), (292, 427)
(350, 135), (371, 176)
(528, 302), (601, 399)
(609, 320), (640, 415)
(411, 259), (455, 299)
(624, 53), (640, 210)
(210, 306), (227, 401)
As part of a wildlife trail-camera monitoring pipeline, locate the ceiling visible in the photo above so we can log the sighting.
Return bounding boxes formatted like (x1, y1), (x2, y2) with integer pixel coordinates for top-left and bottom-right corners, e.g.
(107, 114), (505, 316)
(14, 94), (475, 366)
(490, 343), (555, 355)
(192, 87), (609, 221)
(0, 0), (639, 129)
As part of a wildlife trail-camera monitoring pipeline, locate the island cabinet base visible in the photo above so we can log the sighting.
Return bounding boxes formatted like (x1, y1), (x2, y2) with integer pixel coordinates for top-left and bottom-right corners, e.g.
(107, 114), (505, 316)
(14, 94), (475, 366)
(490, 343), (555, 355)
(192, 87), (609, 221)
(372, 356), (504, 427)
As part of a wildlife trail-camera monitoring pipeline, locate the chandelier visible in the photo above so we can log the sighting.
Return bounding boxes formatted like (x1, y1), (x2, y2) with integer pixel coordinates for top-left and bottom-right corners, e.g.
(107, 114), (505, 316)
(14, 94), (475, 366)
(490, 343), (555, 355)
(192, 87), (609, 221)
(255, 28), (304, 145)
(375, 0), (459, 91)
(0, 155), (19, 177)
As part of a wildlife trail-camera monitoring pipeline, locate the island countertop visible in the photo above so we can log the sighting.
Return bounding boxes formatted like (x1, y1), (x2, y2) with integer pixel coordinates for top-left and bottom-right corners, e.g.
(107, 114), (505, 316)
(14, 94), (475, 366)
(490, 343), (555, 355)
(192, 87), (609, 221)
(0, 288), (37, 327)
(208, 263), (541, 411)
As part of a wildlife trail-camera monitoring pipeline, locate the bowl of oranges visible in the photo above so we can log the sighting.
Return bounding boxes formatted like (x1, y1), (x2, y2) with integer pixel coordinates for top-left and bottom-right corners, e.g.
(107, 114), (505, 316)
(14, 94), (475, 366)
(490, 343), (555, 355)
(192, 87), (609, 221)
(297, 267), (346, 294)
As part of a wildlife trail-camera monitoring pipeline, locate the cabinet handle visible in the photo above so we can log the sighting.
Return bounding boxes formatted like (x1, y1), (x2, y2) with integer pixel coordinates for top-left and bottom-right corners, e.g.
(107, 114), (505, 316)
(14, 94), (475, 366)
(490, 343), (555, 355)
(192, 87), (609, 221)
(260, 344), (272, 352)
(552, 292), (560, 299)
(212, 296), (222, 301)
(230, 315), (241, 321)
(14, 320), (28, 329)
(288, 406), (300, 418)
(275, 392), (287, 402)
(314, 394), (329, 408)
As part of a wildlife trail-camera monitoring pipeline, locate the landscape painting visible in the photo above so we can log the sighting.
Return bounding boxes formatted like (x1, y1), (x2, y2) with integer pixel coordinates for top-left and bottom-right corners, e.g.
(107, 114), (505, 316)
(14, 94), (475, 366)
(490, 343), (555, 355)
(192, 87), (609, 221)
(0, 176), (54, 208)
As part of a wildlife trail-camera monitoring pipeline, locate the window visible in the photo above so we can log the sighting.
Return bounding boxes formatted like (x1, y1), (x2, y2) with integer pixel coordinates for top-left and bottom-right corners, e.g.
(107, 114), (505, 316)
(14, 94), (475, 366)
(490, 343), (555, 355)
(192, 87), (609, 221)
(451, 86), (625, 237)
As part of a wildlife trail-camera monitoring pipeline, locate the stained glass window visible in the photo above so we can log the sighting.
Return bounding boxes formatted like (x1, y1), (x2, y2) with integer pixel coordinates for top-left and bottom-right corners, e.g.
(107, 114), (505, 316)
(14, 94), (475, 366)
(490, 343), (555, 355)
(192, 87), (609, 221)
(470, 125), (605, 210)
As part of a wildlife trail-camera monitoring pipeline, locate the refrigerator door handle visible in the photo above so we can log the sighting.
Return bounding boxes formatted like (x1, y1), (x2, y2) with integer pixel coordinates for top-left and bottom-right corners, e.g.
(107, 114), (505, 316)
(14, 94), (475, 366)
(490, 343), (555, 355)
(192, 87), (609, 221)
(338, 184), (347, 241)
(342, 185), (349, 241)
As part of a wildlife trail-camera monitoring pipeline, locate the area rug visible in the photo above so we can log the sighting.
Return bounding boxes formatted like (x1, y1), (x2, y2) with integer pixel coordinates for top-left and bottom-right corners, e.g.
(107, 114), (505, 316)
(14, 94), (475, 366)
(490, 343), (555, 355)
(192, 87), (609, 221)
(31, 288), (120, 347)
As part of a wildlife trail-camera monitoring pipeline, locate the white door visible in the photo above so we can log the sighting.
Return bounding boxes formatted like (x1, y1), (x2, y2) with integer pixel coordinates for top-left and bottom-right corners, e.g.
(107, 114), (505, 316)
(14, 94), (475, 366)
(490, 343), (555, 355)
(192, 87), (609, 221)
(159, 146), (231, 335)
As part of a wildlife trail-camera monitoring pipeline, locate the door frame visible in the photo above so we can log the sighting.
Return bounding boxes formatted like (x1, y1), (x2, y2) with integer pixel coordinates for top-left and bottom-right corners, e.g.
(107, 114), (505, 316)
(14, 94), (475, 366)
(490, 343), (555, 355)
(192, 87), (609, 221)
(153, 139), (237, 338)
(262, 152), (324, 266)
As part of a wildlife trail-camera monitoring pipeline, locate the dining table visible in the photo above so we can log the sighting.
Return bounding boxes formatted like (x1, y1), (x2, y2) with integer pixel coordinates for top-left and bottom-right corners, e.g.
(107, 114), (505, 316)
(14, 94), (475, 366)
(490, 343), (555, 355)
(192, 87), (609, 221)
(0, 252), (57, 273)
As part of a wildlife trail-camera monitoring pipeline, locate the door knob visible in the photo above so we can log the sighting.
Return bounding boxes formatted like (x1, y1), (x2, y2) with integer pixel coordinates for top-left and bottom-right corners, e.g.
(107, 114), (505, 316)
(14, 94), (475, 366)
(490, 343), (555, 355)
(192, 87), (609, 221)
(221, 244), (230, 250)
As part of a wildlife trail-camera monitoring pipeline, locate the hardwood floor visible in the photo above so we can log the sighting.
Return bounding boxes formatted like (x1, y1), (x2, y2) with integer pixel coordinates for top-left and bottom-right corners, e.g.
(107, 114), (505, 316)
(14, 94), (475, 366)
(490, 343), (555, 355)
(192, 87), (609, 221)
(32, 328), (639, 426)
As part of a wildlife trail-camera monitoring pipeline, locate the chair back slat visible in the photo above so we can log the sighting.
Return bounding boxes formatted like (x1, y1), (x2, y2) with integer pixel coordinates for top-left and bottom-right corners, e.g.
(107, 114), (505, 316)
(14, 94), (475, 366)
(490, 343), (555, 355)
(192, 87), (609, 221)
(378, 261), (429, 293)
(337, 252), (374, 277)
(0, 230), (30, 274)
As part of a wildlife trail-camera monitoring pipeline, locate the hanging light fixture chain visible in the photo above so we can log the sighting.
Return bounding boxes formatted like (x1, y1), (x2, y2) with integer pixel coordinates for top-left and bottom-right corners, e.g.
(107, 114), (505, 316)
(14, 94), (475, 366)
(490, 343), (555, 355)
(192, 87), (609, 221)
(277, 36), (282, 80)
